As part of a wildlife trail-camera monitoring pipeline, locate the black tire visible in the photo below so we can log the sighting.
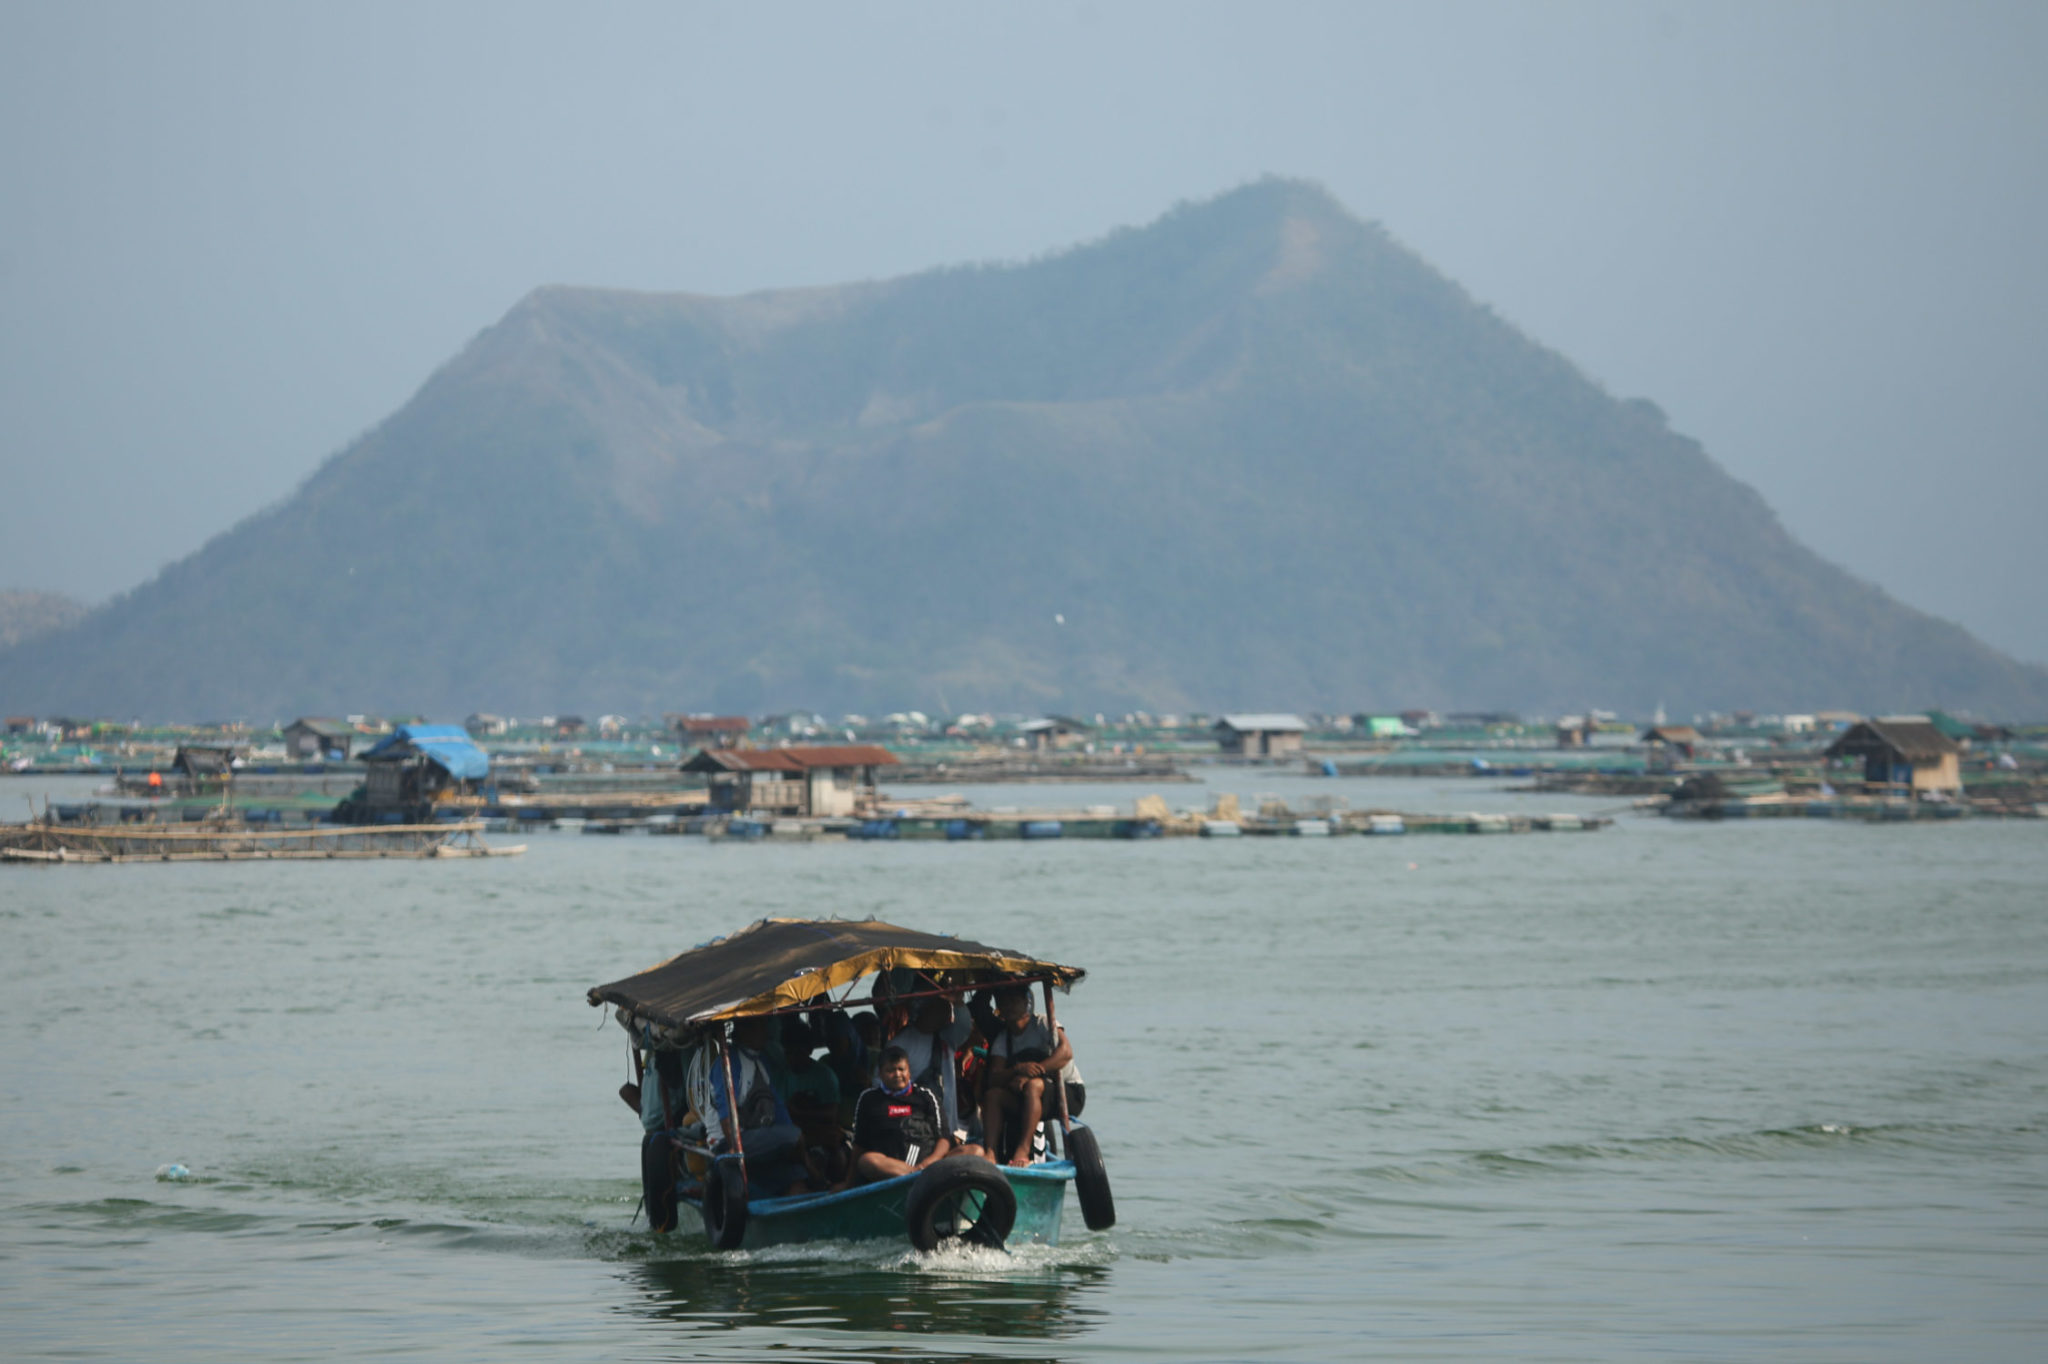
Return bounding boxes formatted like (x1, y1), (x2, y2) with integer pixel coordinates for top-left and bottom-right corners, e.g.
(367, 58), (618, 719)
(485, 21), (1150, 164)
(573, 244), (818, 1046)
(1066, 1124), (1115, 1230)
(701, 1155), (749, 1250)
(904, 1155), (1017, 1252)
(641, 1133), (679, 1234)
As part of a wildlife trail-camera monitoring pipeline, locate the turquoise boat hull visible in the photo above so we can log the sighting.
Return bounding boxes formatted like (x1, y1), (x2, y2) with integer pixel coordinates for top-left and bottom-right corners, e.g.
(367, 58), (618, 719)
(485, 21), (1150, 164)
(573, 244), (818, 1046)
(686, 1160), (1074, 1251)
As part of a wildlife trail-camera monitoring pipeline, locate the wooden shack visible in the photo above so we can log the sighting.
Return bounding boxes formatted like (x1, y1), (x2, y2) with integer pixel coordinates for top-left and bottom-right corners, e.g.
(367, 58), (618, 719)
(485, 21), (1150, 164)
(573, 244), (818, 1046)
(350, 724), (491, 820)
(1825, 717), (1962, 795)
(1638, 723), (1701, 763)
(283, 717), (358, 760)
(173, 743), (246, 782)
(1021, 716), (1092, 752)
(682, 744), (898, 816)
(1213, 714), (1307, 757)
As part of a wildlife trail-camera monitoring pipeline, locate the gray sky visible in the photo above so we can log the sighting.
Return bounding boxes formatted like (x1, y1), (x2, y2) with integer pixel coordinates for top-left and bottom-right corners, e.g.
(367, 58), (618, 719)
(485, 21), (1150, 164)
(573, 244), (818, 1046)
(4, 1), (2044, 661)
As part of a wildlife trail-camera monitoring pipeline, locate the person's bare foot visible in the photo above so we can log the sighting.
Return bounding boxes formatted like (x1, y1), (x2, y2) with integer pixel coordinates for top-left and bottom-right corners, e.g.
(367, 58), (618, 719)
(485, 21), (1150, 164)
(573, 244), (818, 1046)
(1004, 1151), (1031, 1167)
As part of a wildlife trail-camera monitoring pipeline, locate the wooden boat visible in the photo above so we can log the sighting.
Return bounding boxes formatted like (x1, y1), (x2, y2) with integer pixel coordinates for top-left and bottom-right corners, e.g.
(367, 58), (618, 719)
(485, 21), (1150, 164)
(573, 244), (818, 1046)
(587, 918), (1114, 1253)
(0, 815), (522, 863)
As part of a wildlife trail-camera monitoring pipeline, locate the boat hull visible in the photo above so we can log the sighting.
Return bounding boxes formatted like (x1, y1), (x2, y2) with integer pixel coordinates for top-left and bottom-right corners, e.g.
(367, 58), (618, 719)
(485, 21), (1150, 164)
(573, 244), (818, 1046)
(686, 1160), (1073, 1251)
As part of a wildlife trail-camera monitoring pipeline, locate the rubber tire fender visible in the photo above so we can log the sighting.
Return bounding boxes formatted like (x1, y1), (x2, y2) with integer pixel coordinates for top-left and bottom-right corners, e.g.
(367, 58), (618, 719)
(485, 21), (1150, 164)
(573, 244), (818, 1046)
(903, 1155), (1017, 1252)
(642, 1133), (680, 1234)
(1066, 1124), (1115, 1230)
(701, 1155), (749, 1250)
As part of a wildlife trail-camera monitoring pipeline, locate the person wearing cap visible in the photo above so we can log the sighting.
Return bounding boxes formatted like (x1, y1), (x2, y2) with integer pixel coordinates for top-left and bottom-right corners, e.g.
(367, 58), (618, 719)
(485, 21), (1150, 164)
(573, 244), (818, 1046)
(978, 985), (1080, 1167)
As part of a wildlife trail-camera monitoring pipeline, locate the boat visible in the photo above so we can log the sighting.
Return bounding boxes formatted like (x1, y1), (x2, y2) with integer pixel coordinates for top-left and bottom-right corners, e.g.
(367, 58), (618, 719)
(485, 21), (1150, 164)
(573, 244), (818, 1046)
(586, 917), (1114, 1253)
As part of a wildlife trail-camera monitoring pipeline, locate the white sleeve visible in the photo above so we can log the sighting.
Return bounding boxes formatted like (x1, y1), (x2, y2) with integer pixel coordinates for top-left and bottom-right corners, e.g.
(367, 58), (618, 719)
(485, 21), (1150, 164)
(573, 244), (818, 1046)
(686, 1047), (723, 1145)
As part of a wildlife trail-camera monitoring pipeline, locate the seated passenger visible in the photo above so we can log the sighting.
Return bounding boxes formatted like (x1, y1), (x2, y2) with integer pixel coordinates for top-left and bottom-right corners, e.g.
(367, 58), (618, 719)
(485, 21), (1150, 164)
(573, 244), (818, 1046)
(686, 1015), (810, 1195)
(978, 985), (1080, 1168)
(817, 1010), (870, 1126)
(886, 993), (979, 1153)
(779, 1018), (848, 1186)
(620, 1044), (694, 1232)
(844, 1045), (952, 1186)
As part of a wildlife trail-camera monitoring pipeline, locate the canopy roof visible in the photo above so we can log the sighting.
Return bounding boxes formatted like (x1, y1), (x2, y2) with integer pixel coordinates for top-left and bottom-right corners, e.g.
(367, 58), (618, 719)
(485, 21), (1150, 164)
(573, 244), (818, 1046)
(587, 917), (1084, 1029)
(359, 724), (490, 780)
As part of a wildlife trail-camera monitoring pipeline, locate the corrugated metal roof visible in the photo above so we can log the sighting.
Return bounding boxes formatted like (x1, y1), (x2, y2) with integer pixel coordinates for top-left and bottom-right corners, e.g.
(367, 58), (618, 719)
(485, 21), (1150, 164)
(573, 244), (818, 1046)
(681, 748), (803, 773)
(1215, 714), (1307, 732)
(359, 724), (490, 781)
(777, 745), (899, 768)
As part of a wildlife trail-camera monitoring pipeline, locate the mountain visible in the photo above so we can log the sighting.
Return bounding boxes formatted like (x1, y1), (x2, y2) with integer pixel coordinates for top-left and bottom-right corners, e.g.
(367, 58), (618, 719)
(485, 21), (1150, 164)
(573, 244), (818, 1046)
(5, 178), (2045, 721)
(0, 591), (87, 652)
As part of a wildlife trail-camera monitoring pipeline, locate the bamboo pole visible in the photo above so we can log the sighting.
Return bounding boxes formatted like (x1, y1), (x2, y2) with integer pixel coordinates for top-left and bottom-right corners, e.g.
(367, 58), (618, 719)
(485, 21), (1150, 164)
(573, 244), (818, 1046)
(1042, 978), (1070, 1156)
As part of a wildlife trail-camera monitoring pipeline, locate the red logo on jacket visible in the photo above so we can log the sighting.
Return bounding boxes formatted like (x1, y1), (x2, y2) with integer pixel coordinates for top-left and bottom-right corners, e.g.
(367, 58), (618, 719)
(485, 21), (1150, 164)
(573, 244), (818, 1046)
(887, 1103), (913, 1118)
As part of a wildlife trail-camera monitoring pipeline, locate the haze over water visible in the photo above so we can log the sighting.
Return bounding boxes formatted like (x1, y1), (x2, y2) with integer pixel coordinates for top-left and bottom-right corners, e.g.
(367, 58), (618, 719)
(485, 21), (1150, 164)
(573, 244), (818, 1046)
(4, 773), (2046, 1360)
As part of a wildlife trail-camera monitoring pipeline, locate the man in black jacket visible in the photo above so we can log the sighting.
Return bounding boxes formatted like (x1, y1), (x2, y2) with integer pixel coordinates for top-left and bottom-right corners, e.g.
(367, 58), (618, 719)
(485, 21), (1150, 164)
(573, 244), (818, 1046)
(844, 1045), (953, 1185)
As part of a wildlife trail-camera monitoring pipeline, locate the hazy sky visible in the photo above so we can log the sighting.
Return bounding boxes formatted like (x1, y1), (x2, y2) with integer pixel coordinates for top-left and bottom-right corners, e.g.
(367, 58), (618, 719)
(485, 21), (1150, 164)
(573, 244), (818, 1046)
(3, 1), (2044, 661)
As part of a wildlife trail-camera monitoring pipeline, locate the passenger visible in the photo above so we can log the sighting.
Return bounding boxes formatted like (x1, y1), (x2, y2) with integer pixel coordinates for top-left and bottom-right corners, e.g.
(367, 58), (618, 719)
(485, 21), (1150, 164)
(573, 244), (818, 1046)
(779, 1019), (848, 1188)
(978, 985), (1080, 1168)
(850, 1010), (881, 1054)
(843, 1045), (952, 1186)
(686, 1015), (810, 1195)
(886, 993), (978, 1152)
(818, 1011), (870, 1126)
(620, 1044), (693, 1232)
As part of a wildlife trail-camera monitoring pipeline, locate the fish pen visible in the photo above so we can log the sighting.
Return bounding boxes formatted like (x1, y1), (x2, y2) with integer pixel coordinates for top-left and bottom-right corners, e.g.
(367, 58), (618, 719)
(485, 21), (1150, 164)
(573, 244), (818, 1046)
(0, 817), (523, 863)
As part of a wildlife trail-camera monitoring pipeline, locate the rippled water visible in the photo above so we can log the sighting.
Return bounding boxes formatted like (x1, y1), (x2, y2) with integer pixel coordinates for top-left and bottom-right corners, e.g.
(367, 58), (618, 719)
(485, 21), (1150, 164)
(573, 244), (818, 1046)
(4, 773), (2046, 1360)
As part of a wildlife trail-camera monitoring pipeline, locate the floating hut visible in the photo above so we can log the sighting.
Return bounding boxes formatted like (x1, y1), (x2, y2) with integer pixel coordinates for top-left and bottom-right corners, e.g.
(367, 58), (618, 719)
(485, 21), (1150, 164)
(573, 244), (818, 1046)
(283, 717), (359, 760)
(1213, 714), (1306, 757)
(341, 723), (491, 822)
(1639, 723), (1701, 769)
(1021, 716), (1093, 752)
(1825, 717), (1961, 796)
(172, 742), (246, 783)
(681, 744), (898, 817)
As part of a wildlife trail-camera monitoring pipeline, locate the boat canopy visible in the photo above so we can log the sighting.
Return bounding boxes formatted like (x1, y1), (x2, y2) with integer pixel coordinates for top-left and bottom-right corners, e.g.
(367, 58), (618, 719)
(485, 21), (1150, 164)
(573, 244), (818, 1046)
(587, 917), (1084, 1030)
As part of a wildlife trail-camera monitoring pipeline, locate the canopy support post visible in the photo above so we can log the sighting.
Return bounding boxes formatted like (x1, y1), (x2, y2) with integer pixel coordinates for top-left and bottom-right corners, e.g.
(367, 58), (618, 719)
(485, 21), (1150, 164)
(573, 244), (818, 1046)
(717, 1031), (748, 1194)
(1042, 979), (1070, 1156)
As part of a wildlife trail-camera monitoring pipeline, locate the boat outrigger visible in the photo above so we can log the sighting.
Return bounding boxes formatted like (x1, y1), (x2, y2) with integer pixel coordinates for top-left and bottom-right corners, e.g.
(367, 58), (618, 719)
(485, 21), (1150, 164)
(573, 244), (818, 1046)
(587, 918), (1114, 1252)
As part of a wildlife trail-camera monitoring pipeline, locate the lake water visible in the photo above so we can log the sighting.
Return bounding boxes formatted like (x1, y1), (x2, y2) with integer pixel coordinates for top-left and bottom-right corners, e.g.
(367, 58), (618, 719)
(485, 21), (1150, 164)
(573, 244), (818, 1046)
(4, 773), (2046, 1361)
